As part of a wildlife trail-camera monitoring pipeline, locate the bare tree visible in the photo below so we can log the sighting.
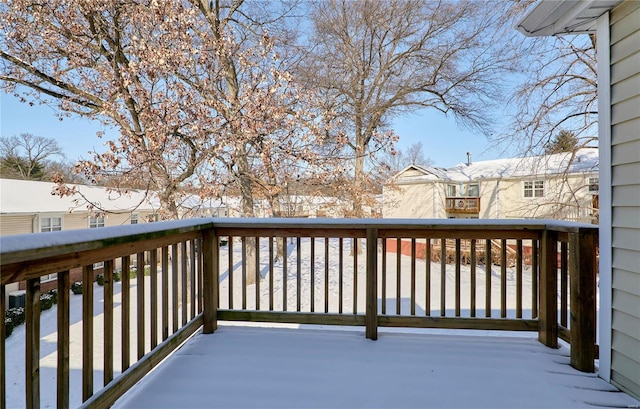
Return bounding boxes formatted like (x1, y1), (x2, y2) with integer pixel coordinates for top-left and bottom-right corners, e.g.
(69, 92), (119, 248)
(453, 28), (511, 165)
(0, 133), (63, 180)
(298, 0), (514, 219)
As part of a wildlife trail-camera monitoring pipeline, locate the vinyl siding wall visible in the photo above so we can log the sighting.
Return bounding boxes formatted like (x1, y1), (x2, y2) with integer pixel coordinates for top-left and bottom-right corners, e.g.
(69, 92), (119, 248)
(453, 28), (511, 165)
(609, 0), (640, 399)
(0, 215), (34, 235)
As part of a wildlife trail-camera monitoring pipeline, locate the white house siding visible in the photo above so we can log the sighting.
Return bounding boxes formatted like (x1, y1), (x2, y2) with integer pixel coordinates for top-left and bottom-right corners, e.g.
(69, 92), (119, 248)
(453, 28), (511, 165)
(383, 183), (435, 218)
(609, 0), (640, 398)
(0, 215), (34, 235)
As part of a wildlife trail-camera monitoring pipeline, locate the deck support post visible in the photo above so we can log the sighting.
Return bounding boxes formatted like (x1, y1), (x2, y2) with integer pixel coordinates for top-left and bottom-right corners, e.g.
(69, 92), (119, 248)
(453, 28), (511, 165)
(569, 229), (597, 372)
(203, 228), (218, 334)
(366, 228), (378, 340)
(539, 230), (558, 348)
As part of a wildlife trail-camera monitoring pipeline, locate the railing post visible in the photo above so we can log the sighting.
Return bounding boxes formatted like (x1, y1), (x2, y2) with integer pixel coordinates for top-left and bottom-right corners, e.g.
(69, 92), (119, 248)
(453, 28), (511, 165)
(202, 228), (218, 334)
(569, 229), (597, 372)
(366, 228), (378, 340)
(26, 278), (40, 409)
(539, 230), (558, 348)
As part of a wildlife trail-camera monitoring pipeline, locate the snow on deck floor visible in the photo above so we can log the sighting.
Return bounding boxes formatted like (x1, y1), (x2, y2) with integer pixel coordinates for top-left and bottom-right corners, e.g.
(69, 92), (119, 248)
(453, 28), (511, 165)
(114, 325), (639, 409)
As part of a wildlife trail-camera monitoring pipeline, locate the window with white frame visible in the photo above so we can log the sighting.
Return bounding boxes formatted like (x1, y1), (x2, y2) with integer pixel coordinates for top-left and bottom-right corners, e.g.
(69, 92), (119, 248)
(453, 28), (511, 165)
(41, 273), (58, 282)
(523, 180), (544, 198)
(41, 216), (62, 232)
(447, 184), (457, 197)
(130, 213), (139, 224)
(468, 184), (479, 197)
(588, 177), (599, 193)
(89, 215), (105, 228)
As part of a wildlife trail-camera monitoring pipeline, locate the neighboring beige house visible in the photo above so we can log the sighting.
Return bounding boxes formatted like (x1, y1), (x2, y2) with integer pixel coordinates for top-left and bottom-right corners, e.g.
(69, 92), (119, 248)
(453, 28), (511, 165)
(519, 0), (640, 400)
(1, 178), (159, 299)
(384, 148), (599, 223)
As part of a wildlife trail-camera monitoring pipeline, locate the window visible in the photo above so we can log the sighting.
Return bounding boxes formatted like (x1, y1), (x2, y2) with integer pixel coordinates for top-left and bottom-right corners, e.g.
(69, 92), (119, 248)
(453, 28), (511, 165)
(447, 185), (457, 197)
(468, 184), (479, 197)
(41, 216), (62, 232)
(130, 213), (139, 224)
(41, 273), (58, 283)
(524, 180), (544, 198)
(89, 215), (105, 228)
(588, 177), (599, 193)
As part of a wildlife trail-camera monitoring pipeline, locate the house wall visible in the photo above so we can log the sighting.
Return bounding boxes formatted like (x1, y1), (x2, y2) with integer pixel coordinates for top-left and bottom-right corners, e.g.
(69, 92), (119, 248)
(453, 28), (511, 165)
(608, 0), (640, 398)
(0, 214), (35, 235)
(383, 183), (436, 218)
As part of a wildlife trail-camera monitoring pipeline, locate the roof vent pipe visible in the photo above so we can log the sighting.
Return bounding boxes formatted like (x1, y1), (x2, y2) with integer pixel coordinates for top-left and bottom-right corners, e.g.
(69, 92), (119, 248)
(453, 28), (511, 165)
(466, 152), (472, 166)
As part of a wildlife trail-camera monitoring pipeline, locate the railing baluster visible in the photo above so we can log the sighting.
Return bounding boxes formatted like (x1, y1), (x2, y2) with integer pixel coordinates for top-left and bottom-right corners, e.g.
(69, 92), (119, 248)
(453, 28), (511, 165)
(339, 237), (343, 314)
(26, 277), (41, 409)
(455, 239), (461, 317)
(297, 237), (302, 312)
(150, 250), (158, 349)
(198, 239), (204, 314)
(283, 237), (287, 312)
(182, 241), (188, 325)
(353, 238), (358, 315)
(470, 239), (477, 318)
(324, 237), (329, 314)
(560, 241), (569, 328)
(485, 240), (492, 318)
(310, 237), (315, 313)
(516, 240), (523, 319)
(381, 238), (387, 315)
(228, 237), (233, 309)
(162, 246), (169, 341)
(411, 238), (416, 316)
(172, 244), (179, 334)
(122, 256), (131, 372)
(396, 238), (401, 315)
(501, 239), (507, 318)
(82, 265), (94, 402)
(256, 237), (261, 311)
(269, 237), (274, 311)
(104, 260), (114, 386)
(425, 238), (431, 317)
(532, 240), (539, 319)
(57, 270), (70, 409)
(366, 228), (378, 340)
(136, 252), (145, 359)
(242, 237), (247, 310)
(0, 284), (5, 409)
(190, 240), (196, 320)
(440, 238), (446, 317)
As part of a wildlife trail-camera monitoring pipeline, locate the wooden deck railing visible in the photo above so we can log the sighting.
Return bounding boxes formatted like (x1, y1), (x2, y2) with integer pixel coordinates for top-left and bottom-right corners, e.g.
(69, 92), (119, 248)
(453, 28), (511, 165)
(0, 219), (598, 409)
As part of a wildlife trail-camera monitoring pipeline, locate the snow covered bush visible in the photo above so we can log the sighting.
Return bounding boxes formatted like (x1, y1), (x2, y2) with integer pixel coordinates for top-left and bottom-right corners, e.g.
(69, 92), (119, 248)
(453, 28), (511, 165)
(39, 293), (54, 310)
(96, 274), (105, 286)
(4, 317), (13, 338)
(6, 307), (25, 326)
(48, 289), (58, 304)
(71, 282), (83, 295)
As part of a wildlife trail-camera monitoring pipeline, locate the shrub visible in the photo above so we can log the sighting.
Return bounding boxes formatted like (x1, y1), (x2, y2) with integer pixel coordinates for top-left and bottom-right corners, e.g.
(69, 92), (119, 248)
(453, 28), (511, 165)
(4, 317), (13, 338)
(6, 307), (25, 326)
(71, 282), (83, 295)
(48, 289), (58, 304)
(96, 274), (105, 286)
(113, 270), (122, 282)
(128, 269), (137, 279)
(144, 265), (151, 276)
(39, 293), (54, 311)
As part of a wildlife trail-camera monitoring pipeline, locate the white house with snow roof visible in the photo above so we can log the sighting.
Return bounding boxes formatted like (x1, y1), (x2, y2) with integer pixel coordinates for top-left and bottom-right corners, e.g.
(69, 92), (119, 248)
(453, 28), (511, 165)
(383, 148), (599, 223)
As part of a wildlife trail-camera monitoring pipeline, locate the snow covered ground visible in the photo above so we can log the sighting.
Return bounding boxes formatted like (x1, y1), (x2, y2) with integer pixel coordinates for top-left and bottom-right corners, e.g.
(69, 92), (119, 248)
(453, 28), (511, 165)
(4, 237), (632, 408)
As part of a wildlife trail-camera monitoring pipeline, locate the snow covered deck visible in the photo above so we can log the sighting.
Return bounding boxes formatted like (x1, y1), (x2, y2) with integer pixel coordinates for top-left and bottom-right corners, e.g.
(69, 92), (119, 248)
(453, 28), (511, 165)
(114, 325), (639, 409)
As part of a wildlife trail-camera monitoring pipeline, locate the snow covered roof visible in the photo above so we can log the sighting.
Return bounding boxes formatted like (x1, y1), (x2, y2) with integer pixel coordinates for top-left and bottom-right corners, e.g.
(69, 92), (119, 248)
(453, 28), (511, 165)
(393, 148), (598, 183)
(517, 0), (621, 36)
(0, 178), (159, 215)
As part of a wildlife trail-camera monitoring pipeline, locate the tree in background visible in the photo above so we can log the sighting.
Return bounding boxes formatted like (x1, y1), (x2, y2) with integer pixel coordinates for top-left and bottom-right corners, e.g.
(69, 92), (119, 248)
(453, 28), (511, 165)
(0, 133), (63, 180)
(298, 0), (515, 218)
(545, 130), (579, 154)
